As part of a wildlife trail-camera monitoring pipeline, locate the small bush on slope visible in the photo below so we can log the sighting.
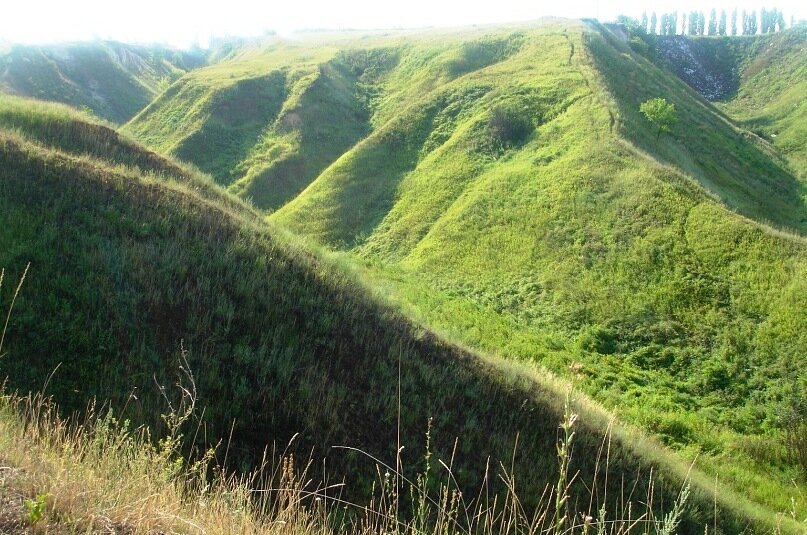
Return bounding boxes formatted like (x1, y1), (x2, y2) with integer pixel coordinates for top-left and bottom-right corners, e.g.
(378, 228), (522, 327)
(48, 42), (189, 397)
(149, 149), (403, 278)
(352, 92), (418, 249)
(488, 104), (534, 147)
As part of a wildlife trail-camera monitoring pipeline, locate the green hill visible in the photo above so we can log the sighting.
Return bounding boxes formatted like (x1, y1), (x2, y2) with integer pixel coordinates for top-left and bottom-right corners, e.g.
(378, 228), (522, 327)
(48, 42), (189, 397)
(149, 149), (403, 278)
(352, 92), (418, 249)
(124, 42), (371, 209)
(719, 27), (807, 182)
(2, 94), (793, 534)
(0, 41), (205, 123)
(269, 21), (807, 516)
(2, 21), (807, 532)
(654, 26), (807, 185)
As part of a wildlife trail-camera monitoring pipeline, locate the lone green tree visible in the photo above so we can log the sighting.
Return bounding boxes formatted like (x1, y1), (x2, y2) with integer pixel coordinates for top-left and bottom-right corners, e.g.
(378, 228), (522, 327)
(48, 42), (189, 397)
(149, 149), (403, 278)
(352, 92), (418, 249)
(640, 97), (676, 141)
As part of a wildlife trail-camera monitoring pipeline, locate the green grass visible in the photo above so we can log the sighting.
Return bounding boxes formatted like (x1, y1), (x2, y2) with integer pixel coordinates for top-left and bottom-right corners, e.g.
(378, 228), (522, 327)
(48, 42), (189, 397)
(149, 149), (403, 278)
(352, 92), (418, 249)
(0, 41), (204, 123)
(717, 26), (807, 183)
(227, 55), (372, 210)
(0, 95), (793, 533)
(124, 42), (370, 207)
(3, 20), (807, 532)
(269, 21), (807, 519)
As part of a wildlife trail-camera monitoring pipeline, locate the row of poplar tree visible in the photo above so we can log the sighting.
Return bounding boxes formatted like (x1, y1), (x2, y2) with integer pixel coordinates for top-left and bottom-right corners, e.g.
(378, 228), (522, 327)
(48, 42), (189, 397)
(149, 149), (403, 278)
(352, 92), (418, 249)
(638, 8), (791, 36)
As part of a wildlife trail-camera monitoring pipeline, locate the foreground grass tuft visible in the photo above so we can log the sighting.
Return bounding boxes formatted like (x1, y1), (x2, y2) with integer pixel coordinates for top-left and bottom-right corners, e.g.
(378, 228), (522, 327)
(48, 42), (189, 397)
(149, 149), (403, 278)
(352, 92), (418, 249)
(0, 388), (698, 535)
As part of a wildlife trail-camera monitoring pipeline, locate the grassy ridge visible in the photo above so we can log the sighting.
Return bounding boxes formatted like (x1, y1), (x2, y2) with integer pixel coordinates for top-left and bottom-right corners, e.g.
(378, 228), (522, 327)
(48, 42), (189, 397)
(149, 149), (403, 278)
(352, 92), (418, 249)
(0, 95), (191, 181)
(0, 100), (783, 533)
(272, 21), (807, 516)
(0, 41), (204, 123)
(125, 43), (373, 208)
(3, 22), (806, 531)
(652, 27), (806, 196)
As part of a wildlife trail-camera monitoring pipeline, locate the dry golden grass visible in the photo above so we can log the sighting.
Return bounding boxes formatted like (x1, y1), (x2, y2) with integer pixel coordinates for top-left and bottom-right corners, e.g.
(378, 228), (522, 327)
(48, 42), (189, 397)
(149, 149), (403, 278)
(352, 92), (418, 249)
(0, 388), (333, 535)
(0, 386), (700, 535)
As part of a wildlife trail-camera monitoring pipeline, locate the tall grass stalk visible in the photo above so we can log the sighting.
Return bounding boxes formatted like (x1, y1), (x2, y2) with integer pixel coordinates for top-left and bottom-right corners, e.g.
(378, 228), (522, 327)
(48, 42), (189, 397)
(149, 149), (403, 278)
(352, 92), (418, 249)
(0, 262), (28, 358)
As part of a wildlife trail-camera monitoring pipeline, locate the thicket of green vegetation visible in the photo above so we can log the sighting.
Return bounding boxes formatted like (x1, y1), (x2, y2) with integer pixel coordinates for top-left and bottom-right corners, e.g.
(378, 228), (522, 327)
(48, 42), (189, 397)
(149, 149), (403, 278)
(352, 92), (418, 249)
(1, 96), (766, 533)
(0, 41), (205, 123)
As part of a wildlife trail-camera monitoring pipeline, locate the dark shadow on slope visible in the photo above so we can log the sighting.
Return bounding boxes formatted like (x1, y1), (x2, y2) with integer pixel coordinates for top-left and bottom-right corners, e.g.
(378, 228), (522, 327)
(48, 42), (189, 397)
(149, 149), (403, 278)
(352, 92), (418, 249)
(443, 33), (526, 78)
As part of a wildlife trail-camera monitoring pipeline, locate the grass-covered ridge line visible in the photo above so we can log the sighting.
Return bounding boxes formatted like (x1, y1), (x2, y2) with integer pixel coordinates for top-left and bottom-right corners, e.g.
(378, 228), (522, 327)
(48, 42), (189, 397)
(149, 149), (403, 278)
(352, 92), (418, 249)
(123, 30), (535, 211)
(0, 99), (791, 533)
(124, 42), (374, 209)
(0, 41), (205, 123)
(0, 95), (189, 180)
(270, 21), (807, 518)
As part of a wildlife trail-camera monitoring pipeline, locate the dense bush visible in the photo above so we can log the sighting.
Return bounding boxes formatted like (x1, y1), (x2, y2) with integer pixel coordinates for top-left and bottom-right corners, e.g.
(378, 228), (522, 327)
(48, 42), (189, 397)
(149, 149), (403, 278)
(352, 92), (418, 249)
(487, 104), (533, 146)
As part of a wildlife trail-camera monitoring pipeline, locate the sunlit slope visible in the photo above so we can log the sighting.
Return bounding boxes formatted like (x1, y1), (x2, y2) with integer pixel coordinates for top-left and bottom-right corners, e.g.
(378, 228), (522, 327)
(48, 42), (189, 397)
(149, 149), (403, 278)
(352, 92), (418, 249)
(274, 28), (555, 246)
(0, 101), (769, 534)
(274, 22), (807, 514)
(0, 41), (203, 123)
(124, 43), (371, 209)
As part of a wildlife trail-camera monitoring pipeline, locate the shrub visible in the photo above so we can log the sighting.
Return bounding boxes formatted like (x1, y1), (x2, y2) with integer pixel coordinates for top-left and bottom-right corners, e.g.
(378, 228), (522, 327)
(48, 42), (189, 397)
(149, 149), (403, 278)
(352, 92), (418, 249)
(488, 104), (533, 147)
(639, 97), (676, 140)
(578, 324), (619, 355)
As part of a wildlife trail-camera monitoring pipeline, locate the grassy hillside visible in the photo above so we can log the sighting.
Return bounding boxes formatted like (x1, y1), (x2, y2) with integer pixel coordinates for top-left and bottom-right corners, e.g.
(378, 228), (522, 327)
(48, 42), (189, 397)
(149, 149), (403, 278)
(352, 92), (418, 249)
(272, 21), (807, 518)
(0, 41), (205, 123)
(652, 27), (807, 189)
(0, 97), (774, 533)
(124, 42), (371, 209)
(718, 27), (807, 182)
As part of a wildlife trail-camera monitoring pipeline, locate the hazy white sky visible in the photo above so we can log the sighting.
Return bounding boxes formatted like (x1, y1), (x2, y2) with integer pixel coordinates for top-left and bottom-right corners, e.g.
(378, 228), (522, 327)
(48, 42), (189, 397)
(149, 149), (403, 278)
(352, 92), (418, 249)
(2, 0), (805, 48)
